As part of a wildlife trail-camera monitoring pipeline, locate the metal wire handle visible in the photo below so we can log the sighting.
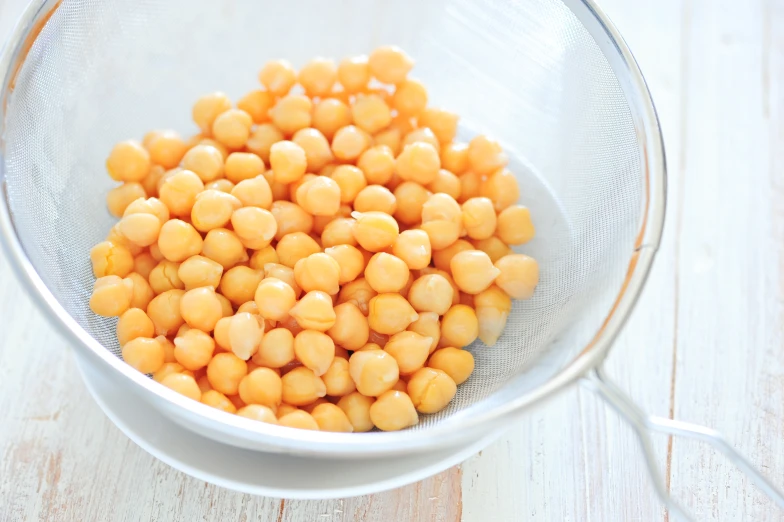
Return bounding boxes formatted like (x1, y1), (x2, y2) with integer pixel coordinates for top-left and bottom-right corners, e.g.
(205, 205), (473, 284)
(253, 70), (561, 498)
(582, 367), (784, 522)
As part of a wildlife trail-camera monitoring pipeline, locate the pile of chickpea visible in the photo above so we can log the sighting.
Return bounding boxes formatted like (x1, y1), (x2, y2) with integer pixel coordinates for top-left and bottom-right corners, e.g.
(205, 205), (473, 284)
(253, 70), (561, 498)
(88, 46), (540, 433)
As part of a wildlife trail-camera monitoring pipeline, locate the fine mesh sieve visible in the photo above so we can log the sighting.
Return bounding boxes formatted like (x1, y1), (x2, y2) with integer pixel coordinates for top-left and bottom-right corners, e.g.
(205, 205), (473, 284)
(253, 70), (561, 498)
(10, 0), (776, 519)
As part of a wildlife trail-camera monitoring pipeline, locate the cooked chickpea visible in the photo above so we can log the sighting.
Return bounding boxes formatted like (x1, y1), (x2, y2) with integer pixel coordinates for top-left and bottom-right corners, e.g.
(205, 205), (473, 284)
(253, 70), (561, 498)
(270, 94), (312, 136)
(421, 193), (462, 226)
(471, 236), (513, 264)
(158, 170), (204, 217)
(161, 373), (202, 402)
(226, 311), (265, 360)
(133, 252), (157, 280)
(175, 256), (221, 291)
(141, 165), (166, 198)
(249, 245), (279, 270)
(368, 46), (413, 84)
(432, 239), (473, 273)
(392, 182), (430, 226)
(220, 266), (263, 306)
(103, 225), (140, 257)
(126, 272), (155, 310)
(351, 94), (392, 134)
(441, 304), (479, 348)
(237, 89), (274, 124)
(269, 202), (313, 243)
(254, 278), (297, 321)
(292, 253), (341, 296)
(156, 335), (176, 363)
(274, 232), (320, 269)
(145, 289), (184, 336)
(407, 274), (454, 315)
(348, 350), (399, 397)
(312, 98), (352, 140)
(146, 130), (188, 169)
(494, 254), (539, 299)
(336, 278), (377, 316)
(294, 330), (335, 376)
(424, 170), (460, 202)
(237, 404), (278, 423)
(153, 362), (186, 384)
(419, 267), (461, 306)
(408, 312), (441, 354)
(495, 205), (535, 247)
(458, 170), (482, 204)
(259, 59), (296, 96)
(90, 275), (134, 317)
(106, 183), (146, 217)
(278, 410), (320, 430)
(117, 212), (161, 248)
(429, 347), (474, 384)
(420, 220), (460, 251)
(180, 287), (223, 331)
(384, 331), (432, 375)
(294, 176), (341, 217)
(418, 108), (458, 145)
(206, 352), (248, 395)
(106, 140), (150, 182)
(331, 125), (370, 162)
(192, 92), (232, 135)
(468, 134), (508, 175)
(407, 367), (457, 414)
(457, 197), (496, 241)
(221, 153), (264, 185)
(441, 142), (469, 175)
(395, 142), (440, 185)
(367, 293), (418, 335)
(352, 186), (394, 215)
(369, 390), (418, 431)
(351, 211), (399, 252)
(121, 337), (164, 374)
(201, 390), (237, 413)
(320, 217), (356, 248)
(448, 249), (500, 295)
(181, 144), (224, 183)
(291, 128), (333, 172)
(263, 263), (302, 296)
(323, 302), (368, 351)
(332, 392), (373, 432)
(90, 241), (134, 278)
(288, 291), (336, 332)
(190, 189), (241, 232)
(236, 367), (282, 408)
(308, 403), (352, 432)
(298, 57), (337, 97)
(391, 79), (427, 116)
(201, 228), (247, 269)
(322, 244), (364, 285)
(212, 109), (253, 149)
(389, 230), (429, 271)
(228, 209), (276, 251)
(246, 123), (284, 163)
(402, 127), (440, 150)
(318, 357), (354, 398)
(251, 327), (295, 368)
(474, 285), (512, 346)
(267, 140), (307, 184)
(281, 366), (327, 406)
(228, 177), (271, 210)
(172, 329), (215, 371)
(337, 55), (370, 92)
(364, 253), (410, 293)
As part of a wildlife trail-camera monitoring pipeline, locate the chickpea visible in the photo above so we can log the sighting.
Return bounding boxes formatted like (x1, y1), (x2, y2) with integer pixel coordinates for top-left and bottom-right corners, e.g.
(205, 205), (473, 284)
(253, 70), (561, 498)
(251, 328), (295, 369)
(291, 128), (333, 172)
(395, 142), (440, 185)
(353, 147), (393, 187)
(144, 131), (187, 170)
(141, 165), (166, 198)
(249, 245), (279, 270)
(432, 239), (472, 273)
(190, 189), (241, 232)
(351, 94), (392, 135)
(230, 208), (277, 251)
(428, 347), (474, 384)
(494, 254), (539, 299)
(246, 123), (285, 163)
(318, 357), (354, 398)
(274, 232), (320, 269)
(389, 229), (430, 271)
(212, 109), (253, 149)
(227, 179), (270, 213)
(179, 287), (223, 332)
(320, 217), (356, 248)
(200, 390), (237, 413)
(171, 329), (214, 371)
(202, 228), (247, 269)
(458, 170), (482, 204)
(205, 352), (247, 395)
(258, 59), (296, 96)
(281, 366), (327, 406)
(175, 256), (220, 291)
(392, 182), (430, 226)
(407, 274), (454, 315)
(198, 138), (229, 160)
(335, 278), (376, 316)
(263, 263), (302, 295)
(294, 176), (341, 217)
(161, 373), (202, 402)
(267, 141), (306, 185)
(312, 98), (352, 140)
(421, 193), (462, 226)
(203, 179), (232, 194)
(289, 291), (336, 332)
(229, 312), (266, 360)
(407, 367), (457, 414)
(126, 272), (155, 310)
(368, 45), (413, 84)
(220, 266), (263, 307)
(423, 171), (460, 202)
(496, 206), (535, 248)
(384, 331), (432, 376)
(307, 403), (352, 432)
(235, 367), (282, 408)
(420, 220), (460, 251)
(318, 245), (362, 286)
(291, 253), (340, 296)
(158, 170), (204, 217)
(419, 267), (460, 306)
(192, 92), (232, 135)
(336, 55), (369, 92)
(331, 125), (370, 162)
(237, 89), (274, 124)
(441, 142), (469, 175)
(457, 197), (497, 241)
(364, 253), (410, 293)
(133, 252), (157, 280)
(297, 57), (337, 96)
(418, 107), (458, 145)
(351, 211), (399, 252)
(352, 185), (395, 215)
(471, 236), (513, 264)
(117, 213), (160, 248)
(106, 183), (146, 217)
(180, 144), (223, 183)
(391, 78), (427, 116)
(254, 278), (297, 321)
(402, 127), (440, 150)
(155, 335), (176, 363)
(408, 312), (441, 354)
(221, 153), (263, 186)
(323, 302), (368, 351)
(468, 135), (508, 176)
(348, 350), (399, 397)
(441, 304), (479, 348)
(270, 201), (314, 241)
(474, 285), (512, 346)
(153, 362), (186, 384)
(119, 336), (164, 374)
(367, 293), (418, 335)
(369, 390), (418, 431)
(106, 140), (150, 182)
(90, 275), (134, 317)
(446, 250), (500, 296)
(294, 330), (335, 376)
(270, 94), (312, 136)
(90, 241), (134, 278)
(237, 404), (278, 423)
(278, 410), (320, 430)
(332, 393), (373, 432)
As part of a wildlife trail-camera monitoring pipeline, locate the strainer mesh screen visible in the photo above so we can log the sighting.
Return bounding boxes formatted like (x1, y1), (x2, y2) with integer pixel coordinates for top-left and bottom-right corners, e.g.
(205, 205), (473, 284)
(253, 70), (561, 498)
(3, 0), (642, 427)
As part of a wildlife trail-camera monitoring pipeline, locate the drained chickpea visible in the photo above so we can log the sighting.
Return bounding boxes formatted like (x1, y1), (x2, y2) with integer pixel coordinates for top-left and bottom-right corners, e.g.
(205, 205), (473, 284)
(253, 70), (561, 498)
(259, 59), (296, 96)
(246, 123), (284, 163)
(124, 195), (170, 223)
(278, 410), (320, 430)
(176, 256), (221, 291)
(206, 352), (248, 395)
(252, 328), (295, 368)
(291, 129), (333, 173)
(408, 312), (440, 354)
(390, 229), (430, 270)
(153, 362), (186, 384)
(155, 335), (176, 363)
(192, 92), (232, 135)
(348, 350), (399, 397)
(395, 142), (440, 185)
(271, 94), (313, 136)
(471, 236), (513, 264)
(180, 287), (223, 332)
(106, 183), (147, 217)
(319, 357), (355, 398)
(173, 329), (215, 371)
(427, 169), (461, 201)
(429, 347), (474, 385)
(372, 128), (401, 157)
(309, 403), (352, 432)
(450, 250), (501, 295)
(474, 285), (512, 346)
(351, 211), (399, 252)
(458, 170), (482, 203)
(281, 366), (327, 406)
(420, 221), (460, 252)
(432, 239), (473, 273)
(292, 253), (341, 296)
(468, 135), (508, 176)
(270, 201), (314, 241)
(312, 98), (352, 140)
(336, 278), (377, 316)
(126, 272), (155, 310)
(441, 304), (479, 348)
(322, 245), (364, 285)
(237, 89), (274, 124)
(121, 336), (164, 374)
(496, 206), (535, 247)
(441, 142), (469, 175)
(494, 254), (539, 299)
(367, 293), (418, 335)
(391, 78), (427, 116)
(141, 165), (166, 198)
(159, 170), (205, 217)
(320, 217), (356, 248)
(369, 390), (418, 431)
(294, 330), (335, 376)
(298, 57), (337, 96)
(205, 179), (234, 193)
(220, 266), (263, 306)
(333, 392), (373, 432)
(332, 125), (370, 162)
(133, 252), (157, 280)
(230, 177), (272, 210)
(268, 140), (307, 184)
(230, 208), (277, 251)
(392, 182), (430, 226)
(459, 197), (497, 240)
(90, 275), (134, 317)
(263, 263), (302, 296)
(336, 55), (370, 92)
(364, 252), (410, 293)
(237, 404), (278, 423)
(201, 228), (247, 269)
(351, 94), (392, 134)
(249, 245), (279, 270)
(352, 185), (395, 215)
(421, 193), (462, 226)
(201, 390), (237, 413)
(181, 144), (224, 183)
(324, 302), (368, 351)
(407, 274), (454, 315)
(354, 147), (393, 186)
(368, 45), (413, 84)
(236, 367), (282, 408)
(226, 311), (265, 360)
(407, 367), (457, 414)
(254, 278), (297, 321)
(212, 109), (253, 149)
(419, 267), (461, 306)
(148, 260), (182, 294)
(402, 127), (440, 150)
(222, 153), (264, 185)
(289, 291), (336, 332)
(275, 232), (320, 269)
(295, 176), (341, 217)
(418, 107), (459, 145)
(90, 241), (134, 278)
(118, 213), (161, 248)
(107, 140), (150, 182)
(146, 130), (188, 169)
(384, 331), (432, 375)
(161, 373), (202, 402)
(190, 190), (241, 232)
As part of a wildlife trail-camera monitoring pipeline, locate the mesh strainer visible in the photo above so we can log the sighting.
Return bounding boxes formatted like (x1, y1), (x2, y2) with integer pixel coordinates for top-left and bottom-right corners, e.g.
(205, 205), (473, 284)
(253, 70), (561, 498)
(0, 0), (780, 519)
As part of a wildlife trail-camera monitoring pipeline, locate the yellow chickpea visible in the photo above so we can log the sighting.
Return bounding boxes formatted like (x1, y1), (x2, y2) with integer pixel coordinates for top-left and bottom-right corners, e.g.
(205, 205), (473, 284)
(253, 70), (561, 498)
(312, 98), (352, 140)
(220, 266), (263, 307)
(230, 207), (277, 251)
(200, 390), (237, 413)
(237, 89), (274, 124)
(351, 94), (392, 134)
(197, 137), (229, 160)
(496, 206), (535, 247)
(161, 373), (202, 401)
(206, 352), (248, 395)
(180, 287), (223, 331)
(205, 179), (235, 193)
(106, 183), (147, 217)
(201, 228), (247, 269)
(428, 347), (474, 385)
(192, 92), (232, 135)
(421, 192), (461, 225)
(494, 254), (539, 299)
(384, 331), (432, 376)
(106, 140), (150, 182)
(389, 229), (430, 271)
(308, 403), (352, 432)
(323, 167), (364, 208)
(291, 128), (333, 172)
(352, 186), (394, 215)
(348, 350), (399, 397)
(293, 253), (341, 296)
(367, 293), (418, 335)
(335, 278), (376, 316)
(132, 252), (157, 280)
(90, 275), (134, 317)
(124, 195), (170, 224)
(121, 337), (165, 376)
(449, 250), (500, 295)
(153, 362), (186, 384)
(459, 197), (497, 240)
(126, 272), (155, 310)
(369, 390), (418, 431)
(148, 260), (182, 294)
(254, 278), (297, 321)
(319, 357), (355, 398)
(468, 135), (508, 176)
(237, 367), (282, 408)
(258, 59), (297, 96)
(175, 255), (221, 291)
(156, 335), (176, 363)
(298, 57), (337, 96)
(373, 128), (401, 156)
(335, 392), (374, 432)
(173, 328), (215, 370)
(408, 312), (441, 354)
(281, 366), (327, 406)
(90, 241), (134, 278)
(331, 125), (370, 162)
(407, 274), (454, 315)
(474, 284), (512, 346)
(268, 140), (307, 184)
(364, 252), (410, 293)
(146, 130), (188, 169)
(392, 182), (430, 226)
(471, 237), (512, 264)
(288, 291), (336, 332)
(323, 302), (368, 351)
(295, 176), (341, 217)
(231, 176), (273, 210)
(275, 232), (320, 269)
(278, 410), (320, 430)
(432, 239), (473, 273)
(420, 220), (459, 251)
(425, 170), (460, 202)
(263, 263), (302, 296)
(337, 55), (370, 92)
(251, 327), (295, 369)
(419, 267), (461, 306)
(320, 217), (356, 248)
(212, 109), (253, 149)
(246, 123), (284, 164)
(353, 148), (393, 188)
(117, 212), (161, 248)
(294, 330), (335, 376)
(270, 94), (313, 136)
(181, 144), (224, 183)
(226, 311), (265, 360)
(441, 304), (479, 348)
(249, 245), (279, 270)
(458, 170), (482, 203)
(402, 127), (440, 150)
(321, 245), (362, 285)
(141, 165), (166, 198)
(391, 78), (427, 116)
(395, 142), (440, 185)
(158, 170), (204, 217)
(351, 211), (399, 252)
(190, 189), (241, 232)
(368, 45), (413, 84)
(407, 367), (457, 414)
(419, 107), (459, 145)
(440, 142), (469, 175)
(236, 405), (277, 423)
(223, 152), (265, 185)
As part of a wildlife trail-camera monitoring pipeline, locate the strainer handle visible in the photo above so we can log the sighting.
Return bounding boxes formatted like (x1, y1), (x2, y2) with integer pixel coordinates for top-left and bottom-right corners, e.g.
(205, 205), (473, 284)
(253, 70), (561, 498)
(583, 366), (784, 522)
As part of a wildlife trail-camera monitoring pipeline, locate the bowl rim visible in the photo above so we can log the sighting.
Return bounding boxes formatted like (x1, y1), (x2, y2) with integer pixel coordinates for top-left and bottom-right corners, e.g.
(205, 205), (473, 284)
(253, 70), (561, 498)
(0, 0), (666, 456)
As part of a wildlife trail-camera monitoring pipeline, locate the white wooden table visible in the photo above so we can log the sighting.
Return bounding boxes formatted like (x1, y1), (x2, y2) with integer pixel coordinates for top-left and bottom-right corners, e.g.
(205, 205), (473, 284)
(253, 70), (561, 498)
(2, 0), (783, 520)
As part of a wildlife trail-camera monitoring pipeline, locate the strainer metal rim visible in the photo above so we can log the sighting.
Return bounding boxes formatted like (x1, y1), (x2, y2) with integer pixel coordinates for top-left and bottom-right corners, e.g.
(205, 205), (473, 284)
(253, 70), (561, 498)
(0, 0), (666, 456)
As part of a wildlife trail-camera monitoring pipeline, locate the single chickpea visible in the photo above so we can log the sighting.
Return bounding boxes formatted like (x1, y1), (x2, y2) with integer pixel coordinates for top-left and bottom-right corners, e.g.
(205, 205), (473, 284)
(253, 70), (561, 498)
(141, 165), (166, 198)
(407, 274), (454, 315)
(351, 211), (399, 252)
(395, 142), (440, 185)
(427, 170), (462, 202)
(321, 217), (357, 248)
(471, 236), (513, 264)
(201, 228), (247, 269)
(494, 254), (539, 299)
(258, 59), (297, 96)
(310, 403), (353, 432)
(298, 58), (337, 97)
(407, 367), (457, 414)
(270, 94), (313, 136)
(147, 287), (187, 336)
(181, 144), (224, 183)
(496, 205), (535, 247)
(106, 140), (150, 182)
(351, 94), (392, 134)
(133, 252), (157, 280)
(121, 336), (165, 375)
(254, 278), (297, 321)
(237, 301), (260, 315)
(180, 287), (223, 332)
(460, 197), (497, 240)
(458, 171), (483, 203)
(384, 331), (432, 375)
(441, 142), (470, 175)
(212, 109), (253, 150)
(402, 127), (440, 150)
(392, 182), (430, 226)
(335, 392), (373, 432)
(392, 78), (427, 116)
(275, 232), (321, 268)
(246, 123), (285, 164)
(293, 253), (341, 296)
(468, 135), (508, 176)
(217, 293), (234, 319)
(408, 312), (440, 354)
(479, 168), (520, 213)
(320, 357), (356, 397)
(237, 367), (282, 408)
(335, 278), (375, 317)
(367, 293), (418, 335)
(474, 285), (512, 346)
(331, 125), (370, 162)
(281, 366), (327, 406)
(419, 267), (461, 306)
(294, 330), (335, 376)
(322, 245), (363, 285)
(263, 263), (302, 296)
(156, 336), (176, 363)
(220, 266), (263, 307)
(390, 229), (430, 270)
(153, 362), (186, 384)
(206, 352), (248, 395)
(364, 252), (410, 293)
(159, 170), (205, 217)
(90, 241), (134, 278)
(192, 92), (232, 135)
(231, 176), (273, 209)
(173, 329), (215, 371)
(213, 317), (232, 352)
(118, 213), (161, 248)
(228, 312), (266, 360)
(312, 98), (352, 140)
(294, 176), (341, 217)
(249, 245), (279, 270)
(278, 410), (320, 430)
(289, 291), (336, 332)
(441, 304), (479, 348)
(337, 55), (370, 92)
(124, 195), (170, 224)
(422, 192), (462, 225)
(190, 190), (241, 232)
(201, 390), (237, 413)
(368, 45), (413, 84)
(420, 220), (460, 251)
(126, 272), (155, 310)
(223, 152), (265, 185)
(161, 373), (202, 402)
(354, 147), (393, 187)
(369, 390), (418, 431)
(106, 183), (147, 217)
(291, 128), (334, 172)
(348, 350), (399, 397)
(90, 275), (134, 317)
(198, 138), (229, 160)
(432, 239), (473, 273)
(237, 89), (274, 124)
(146, 130), (188, 169)
(251, 328), (295, 368)
(449, 250), (500, 295)
(268, 140), (307, 184)
(428, 347), (474, 385)
(373, 128), (401, 157)
(231, 207), (277, 251)
(177, 255), (222, 291)
(352, 185), (395, 215)
(325, 302), (369, 351)
(419, 107), (459, 145)
(237, 404), (278, 423)
(205, 179), (234, 193)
